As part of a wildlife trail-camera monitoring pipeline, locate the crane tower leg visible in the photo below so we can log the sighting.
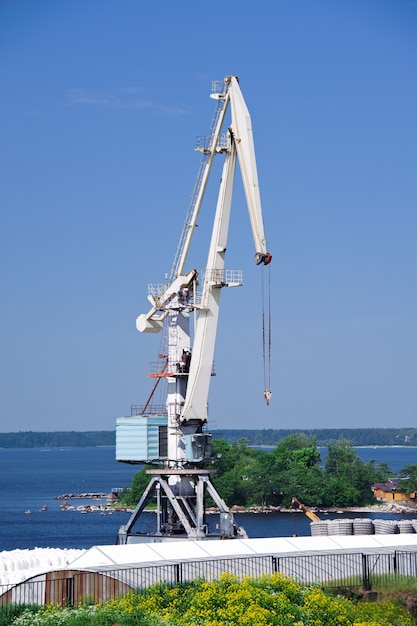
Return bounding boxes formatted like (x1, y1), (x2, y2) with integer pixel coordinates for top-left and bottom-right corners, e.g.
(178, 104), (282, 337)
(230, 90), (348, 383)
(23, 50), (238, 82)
(116, 469), (247, 543)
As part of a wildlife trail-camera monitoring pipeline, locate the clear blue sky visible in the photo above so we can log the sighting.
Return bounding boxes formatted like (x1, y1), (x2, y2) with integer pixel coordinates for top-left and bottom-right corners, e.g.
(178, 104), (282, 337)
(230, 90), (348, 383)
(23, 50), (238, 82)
(1, 0), (416, 433)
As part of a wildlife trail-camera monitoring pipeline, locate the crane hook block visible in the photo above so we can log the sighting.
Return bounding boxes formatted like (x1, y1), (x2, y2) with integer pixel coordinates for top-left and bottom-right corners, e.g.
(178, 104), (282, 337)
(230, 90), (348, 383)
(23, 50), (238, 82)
(264, 389), (272, 405)
(255, 252), (272, 266)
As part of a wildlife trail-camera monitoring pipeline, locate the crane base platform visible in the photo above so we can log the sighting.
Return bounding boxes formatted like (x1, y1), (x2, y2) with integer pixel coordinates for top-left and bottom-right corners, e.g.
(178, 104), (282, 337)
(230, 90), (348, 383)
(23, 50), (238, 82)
(116, 469), (247, 544)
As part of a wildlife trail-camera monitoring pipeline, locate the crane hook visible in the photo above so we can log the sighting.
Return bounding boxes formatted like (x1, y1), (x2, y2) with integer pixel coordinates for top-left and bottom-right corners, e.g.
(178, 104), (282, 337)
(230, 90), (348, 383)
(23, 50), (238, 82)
(263, 389), (272, 406)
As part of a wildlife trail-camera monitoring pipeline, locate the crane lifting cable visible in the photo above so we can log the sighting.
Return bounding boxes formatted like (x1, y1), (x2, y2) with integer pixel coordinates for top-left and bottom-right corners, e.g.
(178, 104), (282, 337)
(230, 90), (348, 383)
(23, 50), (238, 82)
(261, 263), (272, 405)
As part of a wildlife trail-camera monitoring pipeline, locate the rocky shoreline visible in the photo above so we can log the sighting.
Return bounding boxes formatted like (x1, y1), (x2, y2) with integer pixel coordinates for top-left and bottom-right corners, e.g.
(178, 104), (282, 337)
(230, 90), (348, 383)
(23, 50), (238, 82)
(55, 493), (108, 500)
(53, 494), (417, 516)
(230, 502), (417, 515)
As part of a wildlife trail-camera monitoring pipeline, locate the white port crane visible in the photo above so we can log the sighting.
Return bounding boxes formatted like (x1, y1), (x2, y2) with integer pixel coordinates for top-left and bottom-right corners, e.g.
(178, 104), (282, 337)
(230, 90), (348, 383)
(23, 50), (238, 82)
(116, 76), (271, 543)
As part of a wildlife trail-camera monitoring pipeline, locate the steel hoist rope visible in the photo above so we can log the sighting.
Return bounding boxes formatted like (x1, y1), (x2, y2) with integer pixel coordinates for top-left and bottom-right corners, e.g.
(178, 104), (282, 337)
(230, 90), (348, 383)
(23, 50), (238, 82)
(261, 265), (272, 405)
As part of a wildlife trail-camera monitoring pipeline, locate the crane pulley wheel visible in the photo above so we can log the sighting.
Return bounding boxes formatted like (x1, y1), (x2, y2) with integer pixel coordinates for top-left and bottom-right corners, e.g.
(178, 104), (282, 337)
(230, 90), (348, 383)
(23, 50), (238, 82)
(255, 252), (272, 266)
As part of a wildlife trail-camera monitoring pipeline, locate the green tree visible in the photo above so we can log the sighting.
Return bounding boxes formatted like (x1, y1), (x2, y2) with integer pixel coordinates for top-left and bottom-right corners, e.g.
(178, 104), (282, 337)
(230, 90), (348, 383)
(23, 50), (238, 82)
(122, 435), (395, 510)
(323, 438), (385, 506)
(121, 465), (159, 507)
(210, 439), (266, 506)
(397, 463), (417, 495)
(269, 434), (325, 507)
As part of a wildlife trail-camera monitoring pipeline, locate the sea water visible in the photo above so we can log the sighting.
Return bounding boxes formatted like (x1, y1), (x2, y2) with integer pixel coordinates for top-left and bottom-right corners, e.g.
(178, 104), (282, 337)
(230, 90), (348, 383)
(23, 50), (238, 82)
(0, 446), (416, 551)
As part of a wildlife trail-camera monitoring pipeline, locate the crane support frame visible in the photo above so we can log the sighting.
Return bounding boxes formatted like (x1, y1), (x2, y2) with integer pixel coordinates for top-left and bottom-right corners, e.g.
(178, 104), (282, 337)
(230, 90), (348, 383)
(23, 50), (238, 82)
(116, 469), (247, 544)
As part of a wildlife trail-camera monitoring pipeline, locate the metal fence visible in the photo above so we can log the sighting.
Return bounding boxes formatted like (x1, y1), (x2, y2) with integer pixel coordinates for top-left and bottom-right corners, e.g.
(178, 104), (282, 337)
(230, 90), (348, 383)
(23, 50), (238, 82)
(1, 550), (416, 608)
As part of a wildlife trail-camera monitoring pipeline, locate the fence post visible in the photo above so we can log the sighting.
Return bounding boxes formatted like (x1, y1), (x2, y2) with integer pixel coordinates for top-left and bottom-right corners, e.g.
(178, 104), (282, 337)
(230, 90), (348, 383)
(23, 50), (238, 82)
(175, 563), (182, 584)
(272, 556), (279, 573)
(361, 554), (371, 591)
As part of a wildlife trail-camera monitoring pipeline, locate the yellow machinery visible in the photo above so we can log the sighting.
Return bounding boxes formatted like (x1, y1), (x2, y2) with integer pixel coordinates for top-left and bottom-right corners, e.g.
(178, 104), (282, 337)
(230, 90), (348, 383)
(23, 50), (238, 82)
(291, 497), (320, 522)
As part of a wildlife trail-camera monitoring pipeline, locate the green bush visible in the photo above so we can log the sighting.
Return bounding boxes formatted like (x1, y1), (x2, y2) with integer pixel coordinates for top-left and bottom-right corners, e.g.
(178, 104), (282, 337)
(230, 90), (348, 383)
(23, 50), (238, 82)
(7, 574), (415, 625)
(0, 604), (40, 626)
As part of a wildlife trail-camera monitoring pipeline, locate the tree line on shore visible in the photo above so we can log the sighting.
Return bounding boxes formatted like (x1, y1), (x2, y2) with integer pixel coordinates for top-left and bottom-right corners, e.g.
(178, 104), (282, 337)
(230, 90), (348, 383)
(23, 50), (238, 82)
(0, 427), (416, 448)
(122, 435), (417, 509)
(213, 427), (417, 447)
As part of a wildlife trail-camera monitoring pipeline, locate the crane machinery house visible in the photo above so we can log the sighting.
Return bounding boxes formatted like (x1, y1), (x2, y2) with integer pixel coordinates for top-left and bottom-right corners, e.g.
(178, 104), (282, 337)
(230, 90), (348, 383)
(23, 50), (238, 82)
(116, 76), (272, 543)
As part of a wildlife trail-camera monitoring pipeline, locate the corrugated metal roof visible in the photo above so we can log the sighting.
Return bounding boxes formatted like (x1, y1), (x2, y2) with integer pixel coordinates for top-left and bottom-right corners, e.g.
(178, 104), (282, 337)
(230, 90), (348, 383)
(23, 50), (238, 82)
(66, 534), (417, 571)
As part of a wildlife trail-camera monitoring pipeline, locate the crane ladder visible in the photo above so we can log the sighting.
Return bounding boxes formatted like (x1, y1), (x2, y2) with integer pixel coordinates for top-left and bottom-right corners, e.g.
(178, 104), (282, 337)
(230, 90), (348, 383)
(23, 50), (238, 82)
(169, 82), (229, 282)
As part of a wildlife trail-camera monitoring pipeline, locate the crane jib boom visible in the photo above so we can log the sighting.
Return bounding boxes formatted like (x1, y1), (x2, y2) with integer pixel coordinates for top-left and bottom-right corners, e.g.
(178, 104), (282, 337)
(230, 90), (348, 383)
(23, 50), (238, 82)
(136, 75), (272, 428)
(136, 76), (271, 332)
(228, 77), (270, 263)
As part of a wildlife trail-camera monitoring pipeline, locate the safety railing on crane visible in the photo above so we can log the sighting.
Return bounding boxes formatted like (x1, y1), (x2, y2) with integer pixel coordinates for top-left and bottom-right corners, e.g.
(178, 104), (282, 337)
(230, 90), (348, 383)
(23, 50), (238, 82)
(198, 270), (243, 308)
(147, 283), (201, 308)
(195, 133), (228, 155)
(147, 283), (170, 299)
(203, 269), (243, 286)
(131, 404), (167, 416)
(147, 361), (174, 378)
